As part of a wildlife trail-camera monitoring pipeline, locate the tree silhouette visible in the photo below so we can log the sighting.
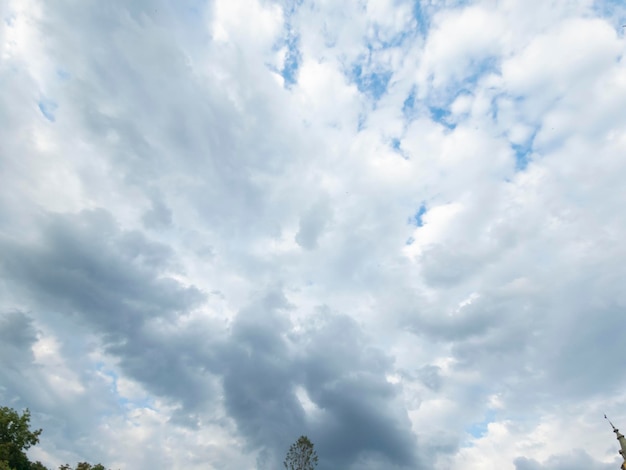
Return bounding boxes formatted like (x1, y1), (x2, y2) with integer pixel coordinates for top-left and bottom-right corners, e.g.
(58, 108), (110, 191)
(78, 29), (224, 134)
(283, 436), (318, 470)
(0, 406), (42, 470)
(0, 405), (110, 470)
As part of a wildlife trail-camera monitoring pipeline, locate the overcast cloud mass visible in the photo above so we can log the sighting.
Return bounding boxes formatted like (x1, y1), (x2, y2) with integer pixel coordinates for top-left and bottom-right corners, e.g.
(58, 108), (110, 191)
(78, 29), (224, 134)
(1, 0), (626, 468)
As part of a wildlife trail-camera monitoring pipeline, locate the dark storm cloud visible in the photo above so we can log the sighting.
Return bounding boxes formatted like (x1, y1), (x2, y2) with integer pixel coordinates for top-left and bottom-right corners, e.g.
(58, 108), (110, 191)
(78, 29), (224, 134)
(142, 193), (173, 229)
(0, 209), (201, 332)
(299, 311), (419, 469)
(219, 290), (305, 464)
(0, 310), (38, 367)
(0, 0), (423, 459)
(218, 296), (420, 470)
(0, 209), (214, 413)
(0, 206), (420, 468)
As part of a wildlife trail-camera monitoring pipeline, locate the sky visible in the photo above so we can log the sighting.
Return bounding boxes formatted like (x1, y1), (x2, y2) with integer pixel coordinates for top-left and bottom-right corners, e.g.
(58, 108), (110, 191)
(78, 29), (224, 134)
(1, 0), (626, 469)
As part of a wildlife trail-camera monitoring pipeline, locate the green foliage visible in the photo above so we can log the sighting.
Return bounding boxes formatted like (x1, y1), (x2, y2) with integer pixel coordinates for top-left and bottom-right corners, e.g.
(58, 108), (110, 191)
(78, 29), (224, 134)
(0, 406), (109, 470)
(283, 436), (318, 470)
(59, 463), (108, 470)
(0, 407), (42, 470)
(75, 463), (106, 470)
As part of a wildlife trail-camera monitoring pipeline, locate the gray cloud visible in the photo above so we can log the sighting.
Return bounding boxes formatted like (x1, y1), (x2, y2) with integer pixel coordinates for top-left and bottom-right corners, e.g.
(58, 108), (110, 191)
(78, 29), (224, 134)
(0, 311), (38, 364)
(0, 209), (213, 413)
(2, 0), (626, 468)
(0, 206), (421, 468)
(299, 311), (419, 469)
(514, 450), (616, 470)
(218, 297), (420, 470)
(295, 199), (333, 250)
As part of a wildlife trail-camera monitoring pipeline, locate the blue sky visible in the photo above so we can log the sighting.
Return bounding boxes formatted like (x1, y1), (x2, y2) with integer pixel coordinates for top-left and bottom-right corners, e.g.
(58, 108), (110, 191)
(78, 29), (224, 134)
(38, 99), (58, 122)
(1, 1), (626, 469)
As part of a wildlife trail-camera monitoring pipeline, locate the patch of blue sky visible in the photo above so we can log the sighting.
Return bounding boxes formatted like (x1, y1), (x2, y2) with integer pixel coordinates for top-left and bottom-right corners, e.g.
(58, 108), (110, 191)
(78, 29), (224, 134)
(352, 63), (392, 101)
(426, 56), (501, 113)
(281, 33), (301, 87)
(593, 0), (626, 24)
(350, 22), (418, 102)
(459, 56), (500, 91)
(413, 0), (473, 37)
(357, 113), (367, 131)
(283, 0), (305, 16)
(403, 87), (461, 128)
(381, 29), (414, 49)
(272, 1), (302, 88)
(429, 105), (456, 130)
(466, 409), (497, 439)
(95, 363), (154, 410)
(94, 363), (130, 409)
(402, 86), (421, 121)
(512, 144), (532, 171)
(368, 24), (416, 50)
(405, 56), (500, 126)
(409, 203), (427, 227)
(511, 126), (538, 171)
(38, 99), (58, 122)
(491, 94), (538, 171)
(412, 1), (430, 37)
(390, 137), (408, 160)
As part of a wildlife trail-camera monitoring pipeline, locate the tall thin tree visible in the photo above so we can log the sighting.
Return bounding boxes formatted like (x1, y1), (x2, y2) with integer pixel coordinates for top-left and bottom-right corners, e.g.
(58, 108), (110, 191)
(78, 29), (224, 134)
(283, 436), (319, 470)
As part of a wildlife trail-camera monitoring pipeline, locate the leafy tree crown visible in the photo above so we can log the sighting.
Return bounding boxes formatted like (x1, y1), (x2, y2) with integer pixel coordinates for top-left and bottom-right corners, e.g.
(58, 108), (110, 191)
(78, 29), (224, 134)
(0, 407), (42, 470)
(283, 435), (318, 470)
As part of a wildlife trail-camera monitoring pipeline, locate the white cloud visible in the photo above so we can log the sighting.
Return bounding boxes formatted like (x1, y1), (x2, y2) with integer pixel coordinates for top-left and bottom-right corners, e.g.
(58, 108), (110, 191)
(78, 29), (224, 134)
(2, 0), (626, 469)
(418, 6), (507, 90)
(212, 0), (283, 48)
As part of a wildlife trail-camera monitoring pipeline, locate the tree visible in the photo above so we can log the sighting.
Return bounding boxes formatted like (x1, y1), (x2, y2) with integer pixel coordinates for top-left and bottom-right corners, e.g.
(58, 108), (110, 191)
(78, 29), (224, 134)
(283, 436), (318, 470)
(0, 407), (42, 470)
(0, 406), (110, 470)
(73, 463), (106, 470)
(59, 463), (107, 470)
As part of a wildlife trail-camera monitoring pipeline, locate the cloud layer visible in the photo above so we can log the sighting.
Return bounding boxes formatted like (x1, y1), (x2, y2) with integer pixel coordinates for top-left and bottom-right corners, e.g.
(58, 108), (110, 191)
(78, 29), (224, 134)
(2, 0), (626, 469)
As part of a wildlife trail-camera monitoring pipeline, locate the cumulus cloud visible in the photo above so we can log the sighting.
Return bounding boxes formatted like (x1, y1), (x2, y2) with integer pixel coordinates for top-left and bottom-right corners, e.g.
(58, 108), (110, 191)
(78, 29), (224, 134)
(1, 0), (626, 469)
(514, 451), (614, 470)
